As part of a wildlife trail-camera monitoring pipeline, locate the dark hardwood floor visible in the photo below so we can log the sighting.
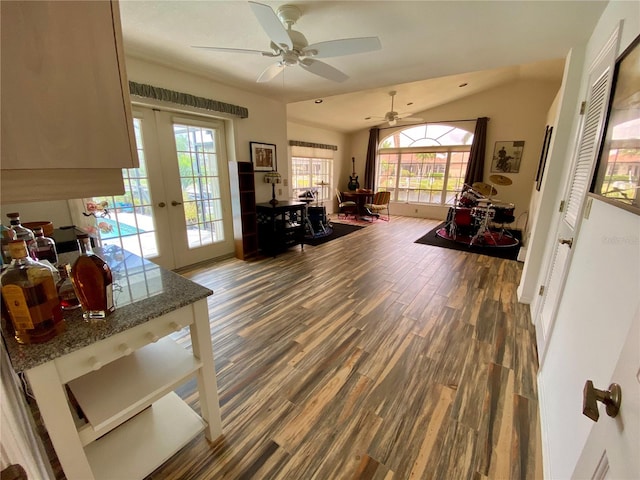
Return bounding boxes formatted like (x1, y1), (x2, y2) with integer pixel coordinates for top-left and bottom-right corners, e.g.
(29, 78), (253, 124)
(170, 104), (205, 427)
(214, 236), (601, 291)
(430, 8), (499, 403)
(150, 215), (542, 480)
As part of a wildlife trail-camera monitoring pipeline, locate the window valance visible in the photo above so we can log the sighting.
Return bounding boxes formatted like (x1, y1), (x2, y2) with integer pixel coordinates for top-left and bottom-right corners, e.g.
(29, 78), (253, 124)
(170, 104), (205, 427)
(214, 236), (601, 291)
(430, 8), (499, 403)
(289, 140), (337, 159)
(289, 140), (338, 151)
(128, 81), (249, 118)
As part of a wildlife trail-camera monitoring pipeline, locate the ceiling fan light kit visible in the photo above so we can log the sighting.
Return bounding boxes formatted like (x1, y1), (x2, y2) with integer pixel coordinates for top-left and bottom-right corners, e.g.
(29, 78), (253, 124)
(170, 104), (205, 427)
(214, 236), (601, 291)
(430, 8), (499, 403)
(192, 1), (381, 83)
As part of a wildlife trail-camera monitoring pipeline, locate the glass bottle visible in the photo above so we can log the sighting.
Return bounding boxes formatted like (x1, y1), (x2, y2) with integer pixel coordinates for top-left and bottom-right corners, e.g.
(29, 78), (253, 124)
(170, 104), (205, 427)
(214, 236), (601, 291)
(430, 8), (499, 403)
(6, 212), (35, 247)
(71, 233), (115, 320)
(29, 227), (59, 265)
(1, 225), (17, 266)
(0, 240), (65, 344)
(57, 263), (80, 311)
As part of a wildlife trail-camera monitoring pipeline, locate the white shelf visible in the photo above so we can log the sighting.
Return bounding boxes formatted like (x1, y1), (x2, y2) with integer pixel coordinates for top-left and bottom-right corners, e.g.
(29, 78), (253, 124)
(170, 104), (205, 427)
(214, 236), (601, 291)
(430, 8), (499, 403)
(85, 392), (205, 480)
(68, 338), (201, 436)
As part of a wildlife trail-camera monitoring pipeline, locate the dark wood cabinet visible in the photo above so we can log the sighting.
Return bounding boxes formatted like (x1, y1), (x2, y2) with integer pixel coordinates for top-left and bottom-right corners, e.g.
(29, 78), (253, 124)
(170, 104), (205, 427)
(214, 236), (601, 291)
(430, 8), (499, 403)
(229, 162), (258, 260)
(256, 201), (306, 256)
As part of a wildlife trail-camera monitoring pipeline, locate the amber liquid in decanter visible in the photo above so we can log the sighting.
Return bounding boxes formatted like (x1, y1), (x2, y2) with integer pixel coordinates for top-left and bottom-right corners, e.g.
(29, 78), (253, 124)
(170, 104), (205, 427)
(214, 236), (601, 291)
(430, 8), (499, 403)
(71, 235), (114, 320)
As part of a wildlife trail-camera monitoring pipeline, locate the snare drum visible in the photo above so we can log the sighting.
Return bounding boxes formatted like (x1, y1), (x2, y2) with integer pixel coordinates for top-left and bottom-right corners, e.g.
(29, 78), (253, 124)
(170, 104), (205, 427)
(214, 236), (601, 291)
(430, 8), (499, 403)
(491, 203), (515, 224)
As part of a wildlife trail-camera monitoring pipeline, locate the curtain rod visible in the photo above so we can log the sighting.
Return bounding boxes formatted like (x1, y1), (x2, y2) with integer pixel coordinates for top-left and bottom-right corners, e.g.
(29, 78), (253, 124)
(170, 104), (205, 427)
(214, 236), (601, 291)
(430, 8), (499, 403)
(377, 117), (487, 130)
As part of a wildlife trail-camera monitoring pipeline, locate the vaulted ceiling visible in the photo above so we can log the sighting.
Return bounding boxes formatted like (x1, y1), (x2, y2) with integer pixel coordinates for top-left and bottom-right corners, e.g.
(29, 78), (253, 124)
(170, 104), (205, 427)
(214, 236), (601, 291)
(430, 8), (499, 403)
(120, 0), (607, 132)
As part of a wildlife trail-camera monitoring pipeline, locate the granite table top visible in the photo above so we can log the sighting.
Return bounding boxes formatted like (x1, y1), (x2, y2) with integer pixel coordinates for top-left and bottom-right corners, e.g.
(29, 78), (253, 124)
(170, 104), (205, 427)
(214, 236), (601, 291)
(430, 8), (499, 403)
(2, 245), (213, 373)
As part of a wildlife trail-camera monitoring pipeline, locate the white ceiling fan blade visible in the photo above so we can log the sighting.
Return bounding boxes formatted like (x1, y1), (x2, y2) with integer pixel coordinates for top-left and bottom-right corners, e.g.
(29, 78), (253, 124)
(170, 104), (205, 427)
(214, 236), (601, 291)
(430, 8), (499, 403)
(248, 1), (292, 50)
(257, 62), (285, 83)
(299, 58), (348, 82)
(305, 37), (381, 58)
(191, 45), (272, 56)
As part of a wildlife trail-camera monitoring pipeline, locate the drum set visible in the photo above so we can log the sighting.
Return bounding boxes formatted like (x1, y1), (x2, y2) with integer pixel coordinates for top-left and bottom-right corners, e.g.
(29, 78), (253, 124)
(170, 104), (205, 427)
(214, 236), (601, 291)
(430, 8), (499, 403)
(298, 181), (333, 239)
(439, 174), (519, 247)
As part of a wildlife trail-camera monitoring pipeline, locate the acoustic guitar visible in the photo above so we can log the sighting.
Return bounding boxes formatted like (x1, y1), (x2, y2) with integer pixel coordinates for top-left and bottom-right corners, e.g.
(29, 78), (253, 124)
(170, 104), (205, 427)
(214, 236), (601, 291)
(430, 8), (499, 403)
(348, 157), (360, 191)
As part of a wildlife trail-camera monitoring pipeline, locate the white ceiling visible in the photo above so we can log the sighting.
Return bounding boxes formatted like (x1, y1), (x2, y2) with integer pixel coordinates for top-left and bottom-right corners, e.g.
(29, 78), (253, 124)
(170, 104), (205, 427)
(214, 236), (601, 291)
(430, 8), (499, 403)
(120, 0), (607, 133)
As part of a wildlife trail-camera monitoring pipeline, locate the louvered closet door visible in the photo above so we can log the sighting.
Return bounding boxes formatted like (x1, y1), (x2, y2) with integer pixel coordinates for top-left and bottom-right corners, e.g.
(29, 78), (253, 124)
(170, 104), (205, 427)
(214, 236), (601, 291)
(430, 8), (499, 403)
(536, 28), (619, 362)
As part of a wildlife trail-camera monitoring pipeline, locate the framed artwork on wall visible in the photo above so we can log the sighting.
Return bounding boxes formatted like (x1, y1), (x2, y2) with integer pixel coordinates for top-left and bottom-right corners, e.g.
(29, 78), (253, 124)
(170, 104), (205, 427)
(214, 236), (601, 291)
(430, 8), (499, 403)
(250, 142), (277, 172)
(491, 140), (525, 173)
(590, 33), (640, 215)
(536, 126), (553, 191)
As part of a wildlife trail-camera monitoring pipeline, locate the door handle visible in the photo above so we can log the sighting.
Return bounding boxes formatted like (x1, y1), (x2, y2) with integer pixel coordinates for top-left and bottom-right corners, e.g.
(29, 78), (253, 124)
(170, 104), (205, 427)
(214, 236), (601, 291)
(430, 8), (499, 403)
(559, 237), (573, 248)
(582, 380), (621, 422)
(171, 200), (182, 206)
(158, 202), (166, 208)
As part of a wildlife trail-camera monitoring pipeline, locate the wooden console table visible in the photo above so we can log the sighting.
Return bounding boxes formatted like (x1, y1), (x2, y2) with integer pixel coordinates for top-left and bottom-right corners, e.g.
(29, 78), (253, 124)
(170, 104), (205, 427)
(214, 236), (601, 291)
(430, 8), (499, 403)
(256, 201), (306, 256)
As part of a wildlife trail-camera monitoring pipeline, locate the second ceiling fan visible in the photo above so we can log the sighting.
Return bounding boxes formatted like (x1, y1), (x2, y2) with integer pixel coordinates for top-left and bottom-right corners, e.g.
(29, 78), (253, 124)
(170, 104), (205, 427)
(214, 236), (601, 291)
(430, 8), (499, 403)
(192, 1), (381, 83)
(368, 91), (425, 127)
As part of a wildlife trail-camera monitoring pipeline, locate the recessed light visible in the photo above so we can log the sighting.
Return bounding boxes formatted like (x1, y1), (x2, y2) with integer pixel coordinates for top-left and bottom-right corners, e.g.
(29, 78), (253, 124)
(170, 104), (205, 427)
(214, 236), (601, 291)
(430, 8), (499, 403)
(314, 99), (323, 104)
(459, 83), (468, 87)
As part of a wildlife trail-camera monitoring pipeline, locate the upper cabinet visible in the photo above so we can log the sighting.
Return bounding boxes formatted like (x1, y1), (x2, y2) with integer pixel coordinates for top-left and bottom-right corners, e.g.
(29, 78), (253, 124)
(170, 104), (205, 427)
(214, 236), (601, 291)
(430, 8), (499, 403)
(1, 0), (138, 203)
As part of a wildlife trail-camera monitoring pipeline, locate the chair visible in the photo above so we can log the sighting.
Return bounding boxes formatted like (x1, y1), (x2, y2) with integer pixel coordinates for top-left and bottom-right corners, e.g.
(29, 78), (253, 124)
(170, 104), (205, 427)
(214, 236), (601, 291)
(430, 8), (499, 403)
(364, 191), (391, 221)
(336, 189), (357, 219)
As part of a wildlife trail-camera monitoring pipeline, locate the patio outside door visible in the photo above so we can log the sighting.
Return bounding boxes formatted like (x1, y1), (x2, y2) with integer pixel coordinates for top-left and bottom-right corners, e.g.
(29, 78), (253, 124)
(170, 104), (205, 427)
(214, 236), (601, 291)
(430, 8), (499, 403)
(91, 107), (233, 270)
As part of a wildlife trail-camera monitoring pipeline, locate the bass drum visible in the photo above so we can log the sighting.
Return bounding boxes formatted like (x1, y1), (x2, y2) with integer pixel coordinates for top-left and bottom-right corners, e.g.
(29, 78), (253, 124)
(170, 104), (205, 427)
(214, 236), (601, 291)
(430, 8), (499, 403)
(447, 207), (474, 237)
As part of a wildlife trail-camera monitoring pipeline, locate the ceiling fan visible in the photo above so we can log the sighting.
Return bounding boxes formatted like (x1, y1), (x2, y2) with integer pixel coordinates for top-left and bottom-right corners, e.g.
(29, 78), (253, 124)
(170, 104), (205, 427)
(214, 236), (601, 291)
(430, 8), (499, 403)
(191, 1), (381, 83)
(367, 91), (425, 127)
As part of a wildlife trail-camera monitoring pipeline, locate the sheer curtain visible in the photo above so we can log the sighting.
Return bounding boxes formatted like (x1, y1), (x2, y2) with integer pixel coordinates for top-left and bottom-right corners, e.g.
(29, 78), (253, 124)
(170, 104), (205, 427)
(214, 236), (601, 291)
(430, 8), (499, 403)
(363, 128), (379, 190)
(464, 117), (489, 185)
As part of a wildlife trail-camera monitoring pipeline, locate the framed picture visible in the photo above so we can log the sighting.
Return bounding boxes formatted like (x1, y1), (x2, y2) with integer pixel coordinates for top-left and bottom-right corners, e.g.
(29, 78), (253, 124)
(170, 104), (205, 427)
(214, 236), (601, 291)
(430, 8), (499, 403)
(491, 140), (525, 173)
(250, 142), (277, 172)
(591, 33), (640, 215)
(536, 126), (553, 191)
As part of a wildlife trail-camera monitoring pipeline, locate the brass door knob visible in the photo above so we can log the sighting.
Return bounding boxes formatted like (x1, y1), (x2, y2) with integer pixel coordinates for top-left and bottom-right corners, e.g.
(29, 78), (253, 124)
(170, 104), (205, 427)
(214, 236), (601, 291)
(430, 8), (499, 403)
(171, 200), (182, 206)
(158, 202), (166, 208)
(582, 380), (621, 422)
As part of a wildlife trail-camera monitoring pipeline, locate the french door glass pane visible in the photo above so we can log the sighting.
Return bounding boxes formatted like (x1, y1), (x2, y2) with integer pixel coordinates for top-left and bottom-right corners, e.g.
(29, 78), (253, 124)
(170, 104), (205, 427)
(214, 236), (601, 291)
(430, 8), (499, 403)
(90, 118), (159, 259)
(173, 123), (225, 249)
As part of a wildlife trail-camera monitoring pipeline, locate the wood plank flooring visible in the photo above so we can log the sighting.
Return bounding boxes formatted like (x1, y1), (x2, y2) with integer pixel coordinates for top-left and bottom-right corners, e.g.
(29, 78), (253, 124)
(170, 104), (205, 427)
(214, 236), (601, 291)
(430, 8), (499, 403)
(150, 215), (542, 480)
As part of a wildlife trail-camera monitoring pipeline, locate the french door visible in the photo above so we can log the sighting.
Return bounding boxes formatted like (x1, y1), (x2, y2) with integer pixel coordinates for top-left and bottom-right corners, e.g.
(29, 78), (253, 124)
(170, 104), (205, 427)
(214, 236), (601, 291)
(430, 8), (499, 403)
(91, 106), (234, 270)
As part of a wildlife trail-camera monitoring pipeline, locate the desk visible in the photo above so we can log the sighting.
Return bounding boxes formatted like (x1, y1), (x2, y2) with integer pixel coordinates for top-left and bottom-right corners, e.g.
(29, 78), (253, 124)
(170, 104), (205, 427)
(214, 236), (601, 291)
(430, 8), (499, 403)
(343, 191), (374, 218)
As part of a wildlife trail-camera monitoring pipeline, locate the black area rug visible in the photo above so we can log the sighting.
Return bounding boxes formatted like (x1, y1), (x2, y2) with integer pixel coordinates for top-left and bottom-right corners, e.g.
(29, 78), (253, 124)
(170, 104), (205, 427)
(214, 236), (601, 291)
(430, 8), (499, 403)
(303, 222), (364, 246)
(415, 222), (522, 261)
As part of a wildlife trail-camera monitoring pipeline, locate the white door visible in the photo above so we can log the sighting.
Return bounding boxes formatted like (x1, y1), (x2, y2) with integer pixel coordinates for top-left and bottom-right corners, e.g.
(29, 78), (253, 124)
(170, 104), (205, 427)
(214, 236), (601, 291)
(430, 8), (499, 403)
(573, 311), (640, 479)
(91, 107), (234, 270)
(153, 110), (234, 268)
(535, 27), (619, 362)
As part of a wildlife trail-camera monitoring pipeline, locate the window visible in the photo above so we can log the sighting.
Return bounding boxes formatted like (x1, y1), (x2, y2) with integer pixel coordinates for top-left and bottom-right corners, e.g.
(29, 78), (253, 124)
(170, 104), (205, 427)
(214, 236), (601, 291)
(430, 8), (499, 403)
(290, 146), (333, 204)
(377, 124), (473, 205)
(85, 118), (159, 259)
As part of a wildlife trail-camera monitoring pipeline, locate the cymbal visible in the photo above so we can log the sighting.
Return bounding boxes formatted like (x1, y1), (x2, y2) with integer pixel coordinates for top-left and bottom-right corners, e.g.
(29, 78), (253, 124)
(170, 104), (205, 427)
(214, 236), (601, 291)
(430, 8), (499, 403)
(472, 182), (498, 197)
(489, 174), (512, 186)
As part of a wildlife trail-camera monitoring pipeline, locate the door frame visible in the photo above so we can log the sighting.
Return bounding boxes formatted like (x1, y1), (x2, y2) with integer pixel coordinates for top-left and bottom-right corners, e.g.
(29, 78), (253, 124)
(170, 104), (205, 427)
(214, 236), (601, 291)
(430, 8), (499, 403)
(534, 24), (620, 365)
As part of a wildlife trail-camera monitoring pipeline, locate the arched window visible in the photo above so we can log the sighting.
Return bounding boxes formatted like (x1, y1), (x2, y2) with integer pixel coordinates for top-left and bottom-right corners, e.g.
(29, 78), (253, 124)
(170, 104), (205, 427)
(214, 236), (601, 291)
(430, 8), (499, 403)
(377, 124), (474, 205)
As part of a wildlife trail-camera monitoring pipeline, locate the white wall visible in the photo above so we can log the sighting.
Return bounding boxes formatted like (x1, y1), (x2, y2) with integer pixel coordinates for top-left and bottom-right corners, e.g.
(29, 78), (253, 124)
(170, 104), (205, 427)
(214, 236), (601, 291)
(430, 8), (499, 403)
(286, 121), (350, 213)
(349, 78), (560, 222)
(534, 2), (640, 478)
